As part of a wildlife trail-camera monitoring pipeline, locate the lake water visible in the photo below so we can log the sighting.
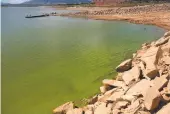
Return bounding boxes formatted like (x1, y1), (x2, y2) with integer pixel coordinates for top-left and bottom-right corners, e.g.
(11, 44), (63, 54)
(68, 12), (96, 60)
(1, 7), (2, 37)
(1, 7), (165, 114)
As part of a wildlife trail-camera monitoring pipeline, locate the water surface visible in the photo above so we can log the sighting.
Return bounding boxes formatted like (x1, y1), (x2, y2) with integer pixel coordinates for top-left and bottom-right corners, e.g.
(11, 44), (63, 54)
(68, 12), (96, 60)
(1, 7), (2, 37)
(2, 7), (165, 114)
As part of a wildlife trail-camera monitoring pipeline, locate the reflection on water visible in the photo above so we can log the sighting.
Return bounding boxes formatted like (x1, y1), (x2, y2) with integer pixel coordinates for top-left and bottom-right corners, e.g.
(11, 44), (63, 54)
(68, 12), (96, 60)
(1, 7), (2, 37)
(2, 7), (165, 114)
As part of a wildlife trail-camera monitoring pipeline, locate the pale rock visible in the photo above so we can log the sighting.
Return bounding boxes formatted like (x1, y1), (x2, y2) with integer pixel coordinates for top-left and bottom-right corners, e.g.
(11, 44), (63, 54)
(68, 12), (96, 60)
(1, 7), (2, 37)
(84, 110), (93, 114)
(156, 103), (170, 114)
(94, 102), (112, 114)
(100, 86), (107, 93)
(112, 109), (121, 114)
(66, 108), (83, 114)
(122, 66), (141, 85)
(153, 74), (168, 91)
(143, 63), (159, 79)
(144, 87), (161, 110)
(141, 46), (161, 64)
(116, 59), (132, 72)
(162, 56), (170, 65)
(53, 102), (74, 114)
(114, 101), (129, 109)
(102, 79), (126, 88)
(126, 79), (151, 97)
(167, 80), (170, 90)
(141, 47), (161, 78)
(155, 37), (169, 46)
(124, 99), (140, 114)
(107, 90), (124, 101)
(98, 88), (117, 102)
(164, 31), (170, 38)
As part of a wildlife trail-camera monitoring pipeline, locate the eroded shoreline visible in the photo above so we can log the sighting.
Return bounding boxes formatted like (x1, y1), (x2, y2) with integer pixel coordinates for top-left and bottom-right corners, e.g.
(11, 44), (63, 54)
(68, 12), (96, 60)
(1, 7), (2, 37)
(56, 3), (170, 31)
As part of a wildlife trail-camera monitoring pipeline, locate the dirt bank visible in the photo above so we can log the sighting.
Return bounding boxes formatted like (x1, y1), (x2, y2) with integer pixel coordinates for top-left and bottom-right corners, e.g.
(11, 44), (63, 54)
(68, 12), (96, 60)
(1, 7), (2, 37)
(57, 3), (170, 30)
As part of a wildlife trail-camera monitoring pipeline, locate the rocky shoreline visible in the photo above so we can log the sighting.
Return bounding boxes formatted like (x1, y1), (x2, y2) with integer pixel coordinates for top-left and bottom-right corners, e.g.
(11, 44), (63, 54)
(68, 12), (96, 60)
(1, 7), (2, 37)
(56, 3), (170, 30)
(52, 31), (170, 114)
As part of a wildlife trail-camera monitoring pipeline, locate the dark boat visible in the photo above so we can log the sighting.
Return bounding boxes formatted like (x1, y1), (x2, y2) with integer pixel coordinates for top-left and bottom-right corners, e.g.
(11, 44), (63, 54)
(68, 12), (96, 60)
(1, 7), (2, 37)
(25, 14), (49, 18)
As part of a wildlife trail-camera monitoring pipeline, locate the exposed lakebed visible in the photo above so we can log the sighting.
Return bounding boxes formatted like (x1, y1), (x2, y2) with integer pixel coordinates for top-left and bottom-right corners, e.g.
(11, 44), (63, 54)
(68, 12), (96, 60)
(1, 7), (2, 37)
(2, 7), (166, 114)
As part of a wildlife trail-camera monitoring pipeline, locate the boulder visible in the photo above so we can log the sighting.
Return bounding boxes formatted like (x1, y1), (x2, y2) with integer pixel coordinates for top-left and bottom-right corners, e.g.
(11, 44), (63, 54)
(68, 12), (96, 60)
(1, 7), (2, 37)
(156, 103), (170, 114)
(94, 102), (112, 114)
(116, 59), (132, 72)
(164, 31), (170, 38)
(107, 90), (124, 101)
(141, 47), (161, 78)
(126, 79), (151, 98)
(66, 108), (83, 114)
(98, 88), (118, 102)
(102, 79), (127, 89)
(143, 63), (159, 79)
(53, 102), (74, 114)
(141, 46), (161, 64)
(144, 87), (161, 110)
(153, 75), (168, 91)
(155, 37), (169, 47)
(122, 66), (141, 85)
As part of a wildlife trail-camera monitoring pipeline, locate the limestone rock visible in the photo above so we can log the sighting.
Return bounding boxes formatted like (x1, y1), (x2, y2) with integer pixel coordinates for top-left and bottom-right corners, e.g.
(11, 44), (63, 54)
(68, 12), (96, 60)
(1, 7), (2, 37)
(53, 102), (74, 114)
(144, 87), (161, 110)
(123, 99), (140, 114)
(156, 103), (170, 114)
(94, 102), (112, 114)
(155, 37), (169, 46)
(162, 56), (170, 65)
(143, 63), (159, 79)
(102, 79), (125, 87)
(122, 66), (141, 85)
(114, 101), (129, 109)
(112, 109), (121, 114)
(126, 79), (151, 97)
(116, 59), (132, 72)
(153, 75), (168, 91)
(107, 90), (124, 101)
(164, 31), (170, 38)
(66, 108), (83, 114)
(100, 86), (107, 93)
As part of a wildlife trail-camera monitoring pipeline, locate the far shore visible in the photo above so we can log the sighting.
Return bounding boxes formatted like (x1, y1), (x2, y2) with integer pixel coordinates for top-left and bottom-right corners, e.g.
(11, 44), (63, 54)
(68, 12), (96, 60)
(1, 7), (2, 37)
(55, 3), (170, 31)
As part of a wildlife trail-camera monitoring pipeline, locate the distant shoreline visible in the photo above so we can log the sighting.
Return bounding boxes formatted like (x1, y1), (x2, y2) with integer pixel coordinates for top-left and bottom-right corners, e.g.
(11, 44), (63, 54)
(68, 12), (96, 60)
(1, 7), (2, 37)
(55, 3), (170, 31)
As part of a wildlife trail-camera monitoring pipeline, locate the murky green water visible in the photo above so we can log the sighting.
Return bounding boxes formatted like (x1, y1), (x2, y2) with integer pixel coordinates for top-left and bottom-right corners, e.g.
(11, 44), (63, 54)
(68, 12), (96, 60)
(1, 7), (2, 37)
(1, 7), (165, 114)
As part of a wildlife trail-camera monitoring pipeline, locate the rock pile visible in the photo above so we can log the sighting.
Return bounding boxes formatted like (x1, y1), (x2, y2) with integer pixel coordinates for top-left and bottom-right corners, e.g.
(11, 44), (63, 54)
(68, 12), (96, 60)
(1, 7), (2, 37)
(53, 31), (170, 114)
